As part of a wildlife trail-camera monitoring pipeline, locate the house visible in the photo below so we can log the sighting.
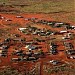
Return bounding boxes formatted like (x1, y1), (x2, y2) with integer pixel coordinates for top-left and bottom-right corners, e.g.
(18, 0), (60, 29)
(0, 53), (7, 57)
(25, 44), (38, 50)
(22, 57), (28, 61)
(13, 38), (22, 42)
(55, 22), (64, 25)
(62, 33), (73, 39)
(64, 42), (74, 49)
(25, 51), (32, 56)
(50, 49), (58, 55)
(4, 38), (11, 43)
(32, 31), (38, 35)
(50, 46), (57, 54)
(69, 56), (75, 59)
(60, 31), (68, 33)
(28, 57), (37, 61)
(16, 16), (23, 18)
(18, 28), (28, 31)
(15, 50), (23, 53)
(31, 17), (38, 20)
(46, 30), (53, 35)
(2, 49), (8, 53)
(25, 18), (31, 21)
(11, 58), (21, 62)
(28, 46), (38, 50)
(50, 42), (58, 55)
(14, 34), (21, 37)
(66, 50), (75, 55)
(25, 45), (31, 48)
(49, 60), (60, 65)
(0, 16), (5, 19)
(70, 26), (75, 29)
(34, 52), (39, 55)
(16, 53), (25, 56)
(2, 45), (9, 49)
(68, 43), (74, 49)
(14, 50), (25, 56)
(5, 19), (12, 21)
(29, 27), (37, 31)
(62, 36), (70, 40)
(54, 22), (64, 27)
(0, 43), (3, 46)
(47, 22), (53, 25)
(47, 21), (55, 26)
(41, 20), (48, 24)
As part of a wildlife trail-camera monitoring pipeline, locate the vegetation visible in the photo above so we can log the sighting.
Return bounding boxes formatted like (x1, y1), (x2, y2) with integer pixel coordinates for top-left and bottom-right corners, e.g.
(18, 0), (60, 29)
(0, 62), (41, 75)
(20, 0), (74, 13)
(0, 0), (74, 23)
(0, 0), (74, 13)
(43, 64), (75, 75)
(0, 28), (10, 37)
(0, 67), (20, 75)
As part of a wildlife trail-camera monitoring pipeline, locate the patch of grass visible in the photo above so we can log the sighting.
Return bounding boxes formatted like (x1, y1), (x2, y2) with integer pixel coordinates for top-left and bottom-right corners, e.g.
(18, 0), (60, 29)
(0, 0), (74, 22)
(43, 64), (75, 75)
(0, 0), (74, 13)
(20, 0), (74, 13)
(68, 14), (75, 22)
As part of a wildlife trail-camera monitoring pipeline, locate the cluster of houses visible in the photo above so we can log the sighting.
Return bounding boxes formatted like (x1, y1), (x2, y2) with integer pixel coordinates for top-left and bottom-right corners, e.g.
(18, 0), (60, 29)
(50, 42), (58, 55)
(66, 49), (75, 59)
(49, 60), (61, 65)
(66, 50), (75, 55)
(0, 37), (45, 62)
(30, 19), (75, 29)
(11, 49), (39, 62)
(0, 14), (75, 30)
(19, 26), (53, 36)
(64, 42), (74, 50)
(62, 32), (73, 40)
(63, 41), (75, 59)
(11, 46), (44, 62)
(0, 14), (75, 67)
(0, 43), (9, 57)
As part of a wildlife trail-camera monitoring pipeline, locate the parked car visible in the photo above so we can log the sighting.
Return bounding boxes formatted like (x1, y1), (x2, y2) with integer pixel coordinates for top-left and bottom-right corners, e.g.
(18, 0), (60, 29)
(16, 16), (23, 18)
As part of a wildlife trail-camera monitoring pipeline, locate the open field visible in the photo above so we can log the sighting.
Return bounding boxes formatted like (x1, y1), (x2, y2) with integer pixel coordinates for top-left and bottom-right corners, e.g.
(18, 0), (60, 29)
(0, 0), (75, 23)
(0, 0), (74, 13)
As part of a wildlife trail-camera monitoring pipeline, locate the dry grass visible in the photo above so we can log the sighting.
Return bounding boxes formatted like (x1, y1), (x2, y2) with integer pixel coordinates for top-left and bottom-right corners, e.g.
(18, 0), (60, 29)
(0, 0), (75, 22)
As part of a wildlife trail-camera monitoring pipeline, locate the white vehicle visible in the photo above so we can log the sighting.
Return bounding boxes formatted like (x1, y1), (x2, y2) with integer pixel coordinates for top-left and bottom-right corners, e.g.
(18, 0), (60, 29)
(60, 31), (68, 33)
(18, 28), (27, 31)
(16, 16), (23, 18)
(55, 22), (64, 25)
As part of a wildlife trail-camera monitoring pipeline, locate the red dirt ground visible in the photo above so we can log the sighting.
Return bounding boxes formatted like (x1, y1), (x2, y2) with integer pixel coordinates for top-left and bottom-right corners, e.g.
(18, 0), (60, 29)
(0, 13), (75, 75)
